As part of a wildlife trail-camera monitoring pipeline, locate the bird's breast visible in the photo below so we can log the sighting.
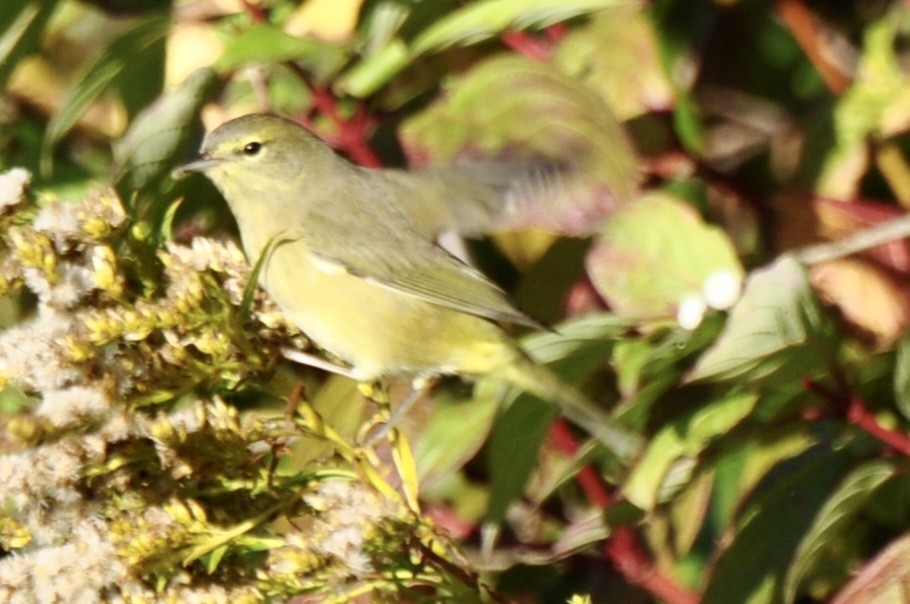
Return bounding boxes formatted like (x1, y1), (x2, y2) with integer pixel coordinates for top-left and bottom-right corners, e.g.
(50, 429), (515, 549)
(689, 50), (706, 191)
(257, 242), (516, 381)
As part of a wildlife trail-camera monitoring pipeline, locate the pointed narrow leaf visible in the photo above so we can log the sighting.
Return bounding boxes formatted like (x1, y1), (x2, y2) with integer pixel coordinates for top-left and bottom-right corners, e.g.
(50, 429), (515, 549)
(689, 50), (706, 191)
(0, 0), (60, 89)
(894, 333), (910, 422)
(623, 391), (757, 511)
(412, 0), (638, 54)
(784, 460), (896, 603)
(216, 23), (349, 83)
(41, 16), (170, 173)
(702, 447), (851, 604)
(414, 390), (498, 491)
(486, 393), (557, 524)
(484, 313), (632, 523)
(391, 429), (421, 513)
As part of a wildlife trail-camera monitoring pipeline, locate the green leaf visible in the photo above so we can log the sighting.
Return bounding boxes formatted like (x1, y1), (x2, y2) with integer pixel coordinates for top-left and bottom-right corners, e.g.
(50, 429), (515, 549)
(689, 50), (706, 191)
(340, 0), (634, 96)
(702, 446), (851, 604)
(894, 333), (910, 422)
(623, 390), (757, 511)
(784, 460), (896, 604)
(401, 54), (639, 204)
(484, 313), (632, 523)
(41, 15), (170, 174)
(415, 389), (499, 491)
(612, 316), (724, 429)
(586, 191), (744, 320)
(76, 0), (172, 15)
(672, 93), (706, 155)
(216, 23), (349, 83)
(114, 67), (217, 201)
(553, 8), (674, 120)
(520, 312), (634, 372)
(687, 256), (836, 383)
(335, 39), (410, 98)
(412, 0), (635, 54)
(0, 0), (60, 90)
(817, 12), (910, 198)
(486, 393), (558, 524)
(205, 544), (229, 574)
(157, 198), (184, 243)
(116, 29), (167, 119)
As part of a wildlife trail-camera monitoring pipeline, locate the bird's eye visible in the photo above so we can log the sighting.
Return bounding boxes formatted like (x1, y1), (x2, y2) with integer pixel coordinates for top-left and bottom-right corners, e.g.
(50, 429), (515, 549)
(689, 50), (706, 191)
(242, 141), (262, 156)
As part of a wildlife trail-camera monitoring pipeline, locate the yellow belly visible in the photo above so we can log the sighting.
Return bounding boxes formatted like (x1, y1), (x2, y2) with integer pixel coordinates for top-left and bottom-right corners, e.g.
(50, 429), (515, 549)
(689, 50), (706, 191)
(260, 244), (519, 381)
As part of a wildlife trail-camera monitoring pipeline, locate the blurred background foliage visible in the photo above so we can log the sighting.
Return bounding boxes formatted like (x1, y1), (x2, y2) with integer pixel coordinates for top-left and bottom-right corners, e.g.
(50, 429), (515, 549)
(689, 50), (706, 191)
(5, 0), (910, 602)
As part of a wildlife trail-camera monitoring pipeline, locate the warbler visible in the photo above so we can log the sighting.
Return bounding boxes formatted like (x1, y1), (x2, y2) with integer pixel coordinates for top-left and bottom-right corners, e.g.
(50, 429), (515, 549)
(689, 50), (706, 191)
(176, 114), (640, 460)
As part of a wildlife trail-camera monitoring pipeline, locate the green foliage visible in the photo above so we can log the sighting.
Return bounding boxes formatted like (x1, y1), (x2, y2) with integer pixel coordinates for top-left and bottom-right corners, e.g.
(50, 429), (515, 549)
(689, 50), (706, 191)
(3, 1), (910, 603)
(587, 191), (744, 319)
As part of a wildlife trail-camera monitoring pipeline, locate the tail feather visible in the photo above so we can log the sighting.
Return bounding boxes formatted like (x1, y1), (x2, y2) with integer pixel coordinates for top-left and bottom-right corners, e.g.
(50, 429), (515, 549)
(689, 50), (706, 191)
(497, 356), (642, 462)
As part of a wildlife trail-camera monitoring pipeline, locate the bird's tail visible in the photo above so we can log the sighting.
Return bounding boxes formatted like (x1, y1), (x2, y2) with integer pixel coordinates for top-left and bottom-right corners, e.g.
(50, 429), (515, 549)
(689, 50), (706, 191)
(497, 356), (642, 462)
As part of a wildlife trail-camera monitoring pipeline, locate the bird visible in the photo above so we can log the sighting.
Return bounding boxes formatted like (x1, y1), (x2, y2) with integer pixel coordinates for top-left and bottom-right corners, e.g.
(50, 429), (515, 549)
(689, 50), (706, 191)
(176, 113), (640, 460)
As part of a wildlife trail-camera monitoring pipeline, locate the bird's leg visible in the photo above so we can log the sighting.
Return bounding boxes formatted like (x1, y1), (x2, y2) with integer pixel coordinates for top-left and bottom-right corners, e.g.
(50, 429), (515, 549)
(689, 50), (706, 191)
(363, 377), (432, 445)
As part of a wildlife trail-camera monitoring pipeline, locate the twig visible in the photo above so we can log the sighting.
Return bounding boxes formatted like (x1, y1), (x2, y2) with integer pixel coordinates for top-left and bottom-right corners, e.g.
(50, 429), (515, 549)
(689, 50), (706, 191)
(775, 0), (852, 94)
(792, 212), (910, 265)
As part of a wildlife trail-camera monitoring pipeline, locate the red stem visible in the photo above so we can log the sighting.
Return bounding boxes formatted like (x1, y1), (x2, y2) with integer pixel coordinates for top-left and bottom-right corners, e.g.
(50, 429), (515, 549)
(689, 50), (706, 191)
(604, 528), (700, 604)
(847, 396), (910, 456)
(285, 64), (383, 167)
(549, 420), (699, 604)
(803, 378), (910, 457)
(501, 30), (552, 61)
(240, 0), (267, 23)
(550, 420), (613, 507)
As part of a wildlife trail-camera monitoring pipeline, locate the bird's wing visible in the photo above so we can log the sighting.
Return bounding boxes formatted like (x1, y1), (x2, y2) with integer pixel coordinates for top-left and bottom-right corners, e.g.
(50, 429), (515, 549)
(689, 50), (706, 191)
(284, 207), (542, 328)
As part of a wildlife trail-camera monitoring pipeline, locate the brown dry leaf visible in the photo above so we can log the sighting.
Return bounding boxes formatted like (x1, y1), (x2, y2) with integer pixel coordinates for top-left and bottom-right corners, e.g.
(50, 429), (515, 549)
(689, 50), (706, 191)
(810, 257), (910, 345)
(831, 532), (910, 604)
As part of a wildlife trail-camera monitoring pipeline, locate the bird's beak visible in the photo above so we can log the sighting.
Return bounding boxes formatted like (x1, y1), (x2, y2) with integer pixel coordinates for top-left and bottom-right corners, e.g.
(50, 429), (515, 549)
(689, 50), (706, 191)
(171, 155), (221, 180)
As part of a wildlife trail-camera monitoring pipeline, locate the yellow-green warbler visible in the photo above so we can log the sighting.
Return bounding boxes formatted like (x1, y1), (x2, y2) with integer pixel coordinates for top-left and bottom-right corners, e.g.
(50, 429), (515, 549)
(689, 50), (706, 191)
(177, 114), (640, 460)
